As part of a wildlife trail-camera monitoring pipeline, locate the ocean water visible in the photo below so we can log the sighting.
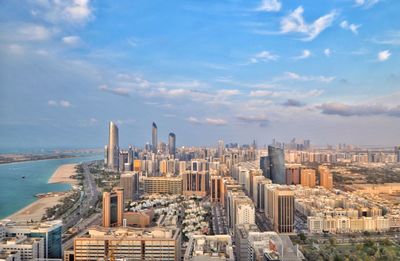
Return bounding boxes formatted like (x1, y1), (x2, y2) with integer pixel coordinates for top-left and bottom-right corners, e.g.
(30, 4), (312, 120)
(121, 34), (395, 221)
(0, 155), (101, 219)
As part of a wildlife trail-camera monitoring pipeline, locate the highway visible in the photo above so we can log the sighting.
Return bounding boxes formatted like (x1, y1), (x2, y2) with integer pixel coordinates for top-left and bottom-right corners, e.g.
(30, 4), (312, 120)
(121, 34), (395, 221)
(62, 162), (99, 231)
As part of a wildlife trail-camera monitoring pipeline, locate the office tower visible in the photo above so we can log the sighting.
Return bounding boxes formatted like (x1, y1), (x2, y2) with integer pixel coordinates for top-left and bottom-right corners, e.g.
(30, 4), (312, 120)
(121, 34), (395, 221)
(74, 226), (181, 261)
(395, 146), (400, 162)
(107, 121), (119, 170)
(260, 156), (271, 179)
(120, 172), (139, 201)
(268, 146), (285, 184)
(102, 188), (124, 227)
(2, 220), (63, 259)
(319, 166), (333, 190)
(168, 132), (176, 156)
(285, 164), (301, 185)
(143, 176), (183, 194)
(184, 235), (234, 261)
(272, 188), (294, 233)
(210, 175), (223, 202)
(300, 169), (316, 188)
(218, 139), (224, 157)
(182, 171), (209, 197)
(152, 122), (158, 153)
(128, 145), (133, 165)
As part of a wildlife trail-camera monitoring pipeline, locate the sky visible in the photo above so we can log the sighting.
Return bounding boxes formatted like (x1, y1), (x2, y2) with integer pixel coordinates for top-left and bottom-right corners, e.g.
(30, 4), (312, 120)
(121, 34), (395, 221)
(0, 0), (399, 149)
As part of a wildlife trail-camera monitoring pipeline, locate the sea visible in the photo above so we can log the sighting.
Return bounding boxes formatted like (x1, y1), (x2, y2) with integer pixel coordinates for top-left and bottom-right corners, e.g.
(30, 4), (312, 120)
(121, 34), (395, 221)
(0, 155), (101, 219)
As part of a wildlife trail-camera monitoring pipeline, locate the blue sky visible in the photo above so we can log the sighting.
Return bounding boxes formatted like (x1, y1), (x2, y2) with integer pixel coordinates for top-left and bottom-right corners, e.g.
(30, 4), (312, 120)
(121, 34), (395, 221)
(0, 0), (399, 149)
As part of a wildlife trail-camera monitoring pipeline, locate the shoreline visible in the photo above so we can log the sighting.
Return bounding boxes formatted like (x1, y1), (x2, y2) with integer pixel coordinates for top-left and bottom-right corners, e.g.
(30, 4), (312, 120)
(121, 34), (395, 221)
(0, 154), (78, 165)
(4, 163), (79, 222)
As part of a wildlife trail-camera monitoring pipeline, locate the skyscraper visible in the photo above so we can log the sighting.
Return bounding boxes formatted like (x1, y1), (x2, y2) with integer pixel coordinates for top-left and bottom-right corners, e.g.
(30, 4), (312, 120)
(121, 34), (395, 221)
(218, 140), (224, 158)
(268, 146), (285, 184)
(102, 188), (124, 228)
(300, 169), (316, 188)
(152, 122), (158, 153)
(168, 132), (176, 156)
(395, 146), (400, 163)
(107, 121), (119, 170)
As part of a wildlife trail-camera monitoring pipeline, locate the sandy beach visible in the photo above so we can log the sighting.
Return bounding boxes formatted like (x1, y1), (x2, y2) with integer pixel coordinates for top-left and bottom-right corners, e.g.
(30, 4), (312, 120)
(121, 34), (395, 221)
(5, 164), (78, 222)
(5, 192), (71, 222)
(48, 163), (78, 185)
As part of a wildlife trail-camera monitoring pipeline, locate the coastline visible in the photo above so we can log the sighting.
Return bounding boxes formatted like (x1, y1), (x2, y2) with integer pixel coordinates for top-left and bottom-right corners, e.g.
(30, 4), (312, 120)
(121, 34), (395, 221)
(4, 164), (78, 222)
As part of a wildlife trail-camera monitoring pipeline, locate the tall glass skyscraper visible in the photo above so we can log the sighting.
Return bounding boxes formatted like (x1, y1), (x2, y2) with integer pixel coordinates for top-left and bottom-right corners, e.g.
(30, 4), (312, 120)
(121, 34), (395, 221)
(152, 122), (158, 153)
(107, 121), (119, 170)
(168, 132), (176, 156)
(268, 145), (285, 184)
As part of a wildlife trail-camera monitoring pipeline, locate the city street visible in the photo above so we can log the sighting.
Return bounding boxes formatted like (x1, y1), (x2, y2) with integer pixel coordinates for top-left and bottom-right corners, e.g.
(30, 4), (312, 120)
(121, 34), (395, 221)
(211, 203), (228, 235)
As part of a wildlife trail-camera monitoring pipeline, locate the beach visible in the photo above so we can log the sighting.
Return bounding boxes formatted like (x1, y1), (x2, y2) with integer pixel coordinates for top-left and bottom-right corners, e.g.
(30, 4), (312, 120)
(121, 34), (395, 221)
(5, 163), (78, 222)
(48, 163), (78, 185)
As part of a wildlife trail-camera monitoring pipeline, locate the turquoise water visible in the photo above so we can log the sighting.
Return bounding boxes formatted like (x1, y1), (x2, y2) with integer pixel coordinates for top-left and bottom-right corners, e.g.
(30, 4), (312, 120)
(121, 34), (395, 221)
(0, 155), (101, 219)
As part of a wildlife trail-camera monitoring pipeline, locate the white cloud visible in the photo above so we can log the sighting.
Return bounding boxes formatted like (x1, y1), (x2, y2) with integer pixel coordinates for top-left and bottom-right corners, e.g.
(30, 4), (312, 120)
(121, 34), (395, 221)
(48, 100), (72, 107)
(377, 50), (391, 62)
(18, 24), (51, 41)
(62, 35), (81, 46)
(249, 90), (273, 97)
(355, 0), (380, 8)
(33, 0), (93, 24)
(280, 6), (337, 41)
(99, 85), (131, 97)
(294, 49), (311, 59)
(250, 50), (279, 63)
(236, 114), (269, 127)
(324, 48), (331, 57)
(7, 44), (25, 54)
(187, 117), (227, 125)
(340, 20), (361, 34)
(257, 0), (282, 12)
(371, 31), (400, 45)
(283, 72), (335, 83)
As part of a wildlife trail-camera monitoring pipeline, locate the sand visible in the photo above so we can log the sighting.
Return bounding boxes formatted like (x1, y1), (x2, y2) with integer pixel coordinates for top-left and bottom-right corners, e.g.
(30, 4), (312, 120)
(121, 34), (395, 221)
(48, 163), (78, 185)
(5, 164), (78, 222)
(6, 193), (69, 222)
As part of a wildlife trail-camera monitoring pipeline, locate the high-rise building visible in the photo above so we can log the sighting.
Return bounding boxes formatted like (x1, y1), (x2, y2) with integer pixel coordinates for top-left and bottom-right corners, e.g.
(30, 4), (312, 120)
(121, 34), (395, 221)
(218, 140), (224, 158)
(395, 146), (400, 162)
(210, 175), (223, 202)
(73, 226), (181, 261)
(182, 171), (209, 197)
(234, 224), (260, 261)
(318, 166), (333, 190)
(268, 146), (285, 184)
(119, 172), (139, 201)
(260, 156), (271, 179)
(285, 164), (301, 185)
(102, 188), (124, 228)
(168, 132), (176, 156)
(300, 169), (316, 188)
(152, 122), (158, 153)
(107, 121), (119, 170)
(272, 188), (294, 233)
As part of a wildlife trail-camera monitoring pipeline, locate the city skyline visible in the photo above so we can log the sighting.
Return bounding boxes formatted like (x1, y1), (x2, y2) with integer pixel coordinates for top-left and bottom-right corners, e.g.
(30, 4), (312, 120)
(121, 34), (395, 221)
(1, 0), (400, 149)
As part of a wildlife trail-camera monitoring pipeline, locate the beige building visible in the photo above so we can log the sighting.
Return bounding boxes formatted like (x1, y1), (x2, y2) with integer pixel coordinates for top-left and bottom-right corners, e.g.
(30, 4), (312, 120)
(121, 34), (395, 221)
(318, 166), (333, 190)
(300, 169), (316, 188)
(182, 171), (209, 197)
(143, 176), (182, 194)
(102, 187), (124, 228)
(119, 172), (139, 201)
(0, 237), (44, 261)
(74, 226), (181, 261)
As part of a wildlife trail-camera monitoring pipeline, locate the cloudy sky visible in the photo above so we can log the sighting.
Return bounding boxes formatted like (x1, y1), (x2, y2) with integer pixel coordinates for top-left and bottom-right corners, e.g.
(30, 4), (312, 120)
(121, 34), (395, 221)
(0, 0), (399, 149)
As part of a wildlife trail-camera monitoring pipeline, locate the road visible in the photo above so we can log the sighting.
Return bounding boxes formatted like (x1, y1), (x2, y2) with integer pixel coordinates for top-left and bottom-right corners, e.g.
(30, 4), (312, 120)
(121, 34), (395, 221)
(211, 203), (228, 235)
(62, 213), (101, 251)
(62, 162), (100, 232)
